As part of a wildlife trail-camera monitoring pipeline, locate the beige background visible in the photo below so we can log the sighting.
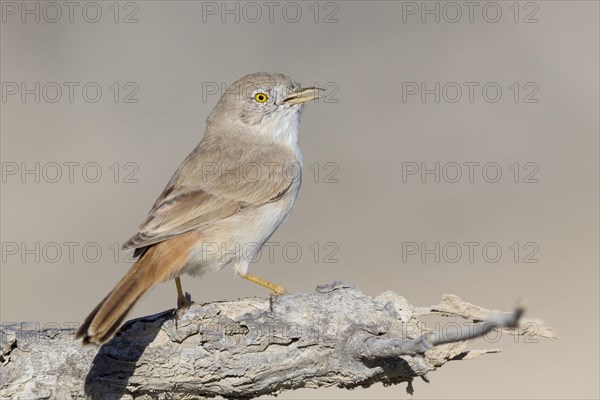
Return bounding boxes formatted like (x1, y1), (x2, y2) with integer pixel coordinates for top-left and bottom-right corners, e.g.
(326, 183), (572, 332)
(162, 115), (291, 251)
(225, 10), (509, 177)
(1, 1), (598, 398)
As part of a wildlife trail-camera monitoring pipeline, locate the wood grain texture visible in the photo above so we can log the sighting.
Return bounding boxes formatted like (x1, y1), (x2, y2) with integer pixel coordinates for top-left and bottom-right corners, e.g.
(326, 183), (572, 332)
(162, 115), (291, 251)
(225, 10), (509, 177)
(0, 282), (556, 399)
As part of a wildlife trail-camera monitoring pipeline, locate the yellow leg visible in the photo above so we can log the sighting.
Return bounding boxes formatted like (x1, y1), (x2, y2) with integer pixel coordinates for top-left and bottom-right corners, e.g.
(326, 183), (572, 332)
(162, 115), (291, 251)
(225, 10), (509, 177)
(240, 273), (288, 295)
(175, 277), (191, 308)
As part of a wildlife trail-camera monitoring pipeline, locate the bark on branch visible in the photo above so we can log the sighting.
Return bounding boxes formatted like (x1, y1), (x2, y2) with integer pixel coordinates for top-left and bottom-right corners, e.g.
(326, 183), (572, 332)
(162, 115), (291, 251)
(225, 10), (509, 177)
(0, 281), (556, 399)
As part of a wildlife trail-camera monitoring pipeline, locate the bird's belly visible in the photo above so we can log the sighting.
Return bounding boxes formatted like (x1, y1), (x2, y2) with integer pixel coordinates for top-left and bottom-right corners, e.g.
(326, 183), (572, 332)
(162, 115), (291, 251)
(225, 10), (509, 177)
(182, 190), (298, 276)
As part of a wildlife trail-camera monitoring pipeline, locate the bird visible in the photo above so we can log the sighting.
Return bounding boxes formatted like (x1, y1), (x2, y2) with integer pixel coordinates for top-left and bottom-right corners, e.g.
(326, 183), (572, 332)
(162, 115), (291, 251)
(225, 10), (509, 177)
(76, 72), (321, 344)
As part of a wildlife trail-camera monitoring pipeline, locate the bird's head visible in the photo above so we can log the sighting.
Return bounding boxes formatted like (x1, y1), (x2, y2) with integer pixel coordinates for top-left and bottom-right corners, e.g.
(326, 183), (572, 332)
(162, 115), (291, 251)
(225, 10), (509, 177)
(207, 72), (321, 144)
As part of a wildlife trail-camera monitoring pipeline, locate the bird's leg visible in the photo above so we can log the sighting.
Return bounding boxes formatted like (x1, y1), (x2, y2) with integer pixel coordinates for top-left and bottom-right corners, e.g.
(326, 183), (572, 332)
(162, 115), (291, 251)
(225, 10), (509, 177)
(240, 272), (288, 296)
(175, 277), (192, 308)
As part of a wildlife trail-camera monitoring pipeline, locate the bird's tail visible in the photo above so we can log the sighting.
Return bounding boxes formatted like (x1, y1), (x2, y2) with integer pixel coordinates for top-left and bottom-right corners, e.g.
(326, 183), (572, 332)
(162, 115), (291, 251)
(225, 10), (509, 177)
(75, 256), (157, 345)
(76, 233), (199, 344)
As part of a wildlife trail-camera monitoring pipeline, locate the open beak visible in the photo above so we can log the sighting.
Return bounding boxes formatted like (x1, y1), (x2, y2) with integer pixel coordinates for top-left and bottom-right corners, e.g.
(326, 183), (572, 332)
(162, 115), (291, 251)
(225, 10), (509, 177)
(283, 87), (323, 105)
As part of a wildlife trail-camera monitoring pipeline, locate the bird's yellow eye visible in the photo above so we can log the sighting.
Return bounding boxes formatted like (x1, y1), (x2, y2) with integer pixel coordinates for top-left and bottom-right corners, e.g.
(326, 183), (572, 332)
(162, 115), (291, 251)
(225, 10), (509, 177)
(254, 92), (268, 103)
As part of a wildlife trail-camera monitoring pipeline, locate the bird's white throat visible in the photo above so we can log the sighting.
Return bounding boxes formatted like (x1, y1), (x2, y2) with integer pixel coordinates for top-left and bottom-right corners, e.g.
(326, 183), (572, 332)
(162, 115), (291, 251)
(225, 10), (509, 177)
(260, 105), (303, 148)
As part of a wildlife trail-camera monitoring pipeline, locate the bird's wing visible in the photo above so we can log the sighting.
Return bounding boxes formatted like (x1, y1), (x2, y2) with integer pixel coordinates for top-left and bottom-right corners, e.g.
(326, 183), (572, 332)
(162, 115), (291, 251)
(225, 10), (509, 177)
(122, 136), (298, 251)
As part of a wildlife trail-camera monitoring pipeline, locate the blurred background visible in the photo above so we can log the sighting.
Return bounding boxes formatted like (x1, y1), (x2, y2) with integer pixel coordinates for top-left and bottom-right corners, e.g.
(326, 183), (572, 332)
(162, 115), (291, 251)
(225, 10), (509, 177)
(1, 1), (598, 398)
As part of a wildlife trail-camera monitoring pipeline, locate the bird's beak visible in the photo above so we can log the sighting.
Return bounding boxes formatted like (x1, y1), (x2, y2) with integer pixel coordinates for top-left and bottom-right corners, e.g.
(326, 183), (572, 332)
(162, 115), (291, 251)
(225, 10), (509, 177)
(283, 87), (323, 105)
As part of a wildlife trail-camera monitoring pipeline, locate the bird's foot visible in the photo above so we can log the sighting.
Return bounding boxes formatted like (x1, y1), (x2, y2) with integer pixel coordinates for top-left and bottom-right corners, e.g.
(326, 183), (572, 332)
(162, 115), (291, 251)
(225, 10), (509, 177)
(241, 272), (289, 296)
(175, 276), (193, 313)
(177, 291), (193, 309)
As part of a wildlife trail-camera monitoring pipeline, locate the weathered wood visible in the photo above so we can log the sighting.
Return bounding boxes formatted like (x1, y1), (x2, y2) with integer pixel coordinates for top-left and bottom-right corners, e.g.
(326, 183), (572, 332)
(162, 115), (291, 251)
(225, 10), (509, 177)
(0, 282), (556, 399)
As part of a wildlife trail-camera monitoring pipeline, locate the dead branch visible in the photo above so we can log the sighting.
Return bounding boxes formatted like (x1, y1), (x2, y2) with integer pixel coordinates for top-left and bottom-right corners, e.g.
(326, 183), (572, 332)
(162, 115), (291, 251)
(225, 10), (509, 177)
(0, 282), (556, 399)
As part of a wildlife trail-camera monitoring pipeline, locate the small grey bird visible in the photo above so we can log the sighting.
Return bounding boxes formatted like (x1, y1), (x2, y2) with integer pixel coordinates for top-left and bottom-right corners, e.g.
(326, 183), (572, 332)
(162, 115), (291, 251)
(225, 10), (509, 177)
(76, 72), (321, 344)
